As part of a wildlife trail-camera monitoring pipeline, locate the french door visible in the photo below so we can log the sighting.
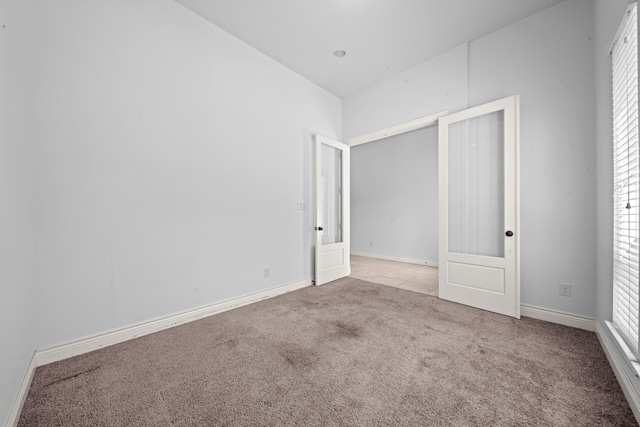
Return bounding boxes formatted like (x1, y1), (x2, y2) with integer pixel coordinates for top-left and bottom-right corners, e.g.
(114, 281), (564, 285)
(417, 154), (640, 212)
(315, 135), (350, 285)
(438, 96), (520, 318)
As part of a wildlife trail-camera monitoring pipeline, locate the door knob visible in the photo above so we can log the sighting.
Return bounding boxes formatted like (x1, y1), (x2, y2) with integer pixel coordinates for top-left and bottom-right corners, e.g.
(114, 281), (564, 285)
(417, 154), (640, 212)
(315, 226), (324, 231)
(505, 231), (514, 237)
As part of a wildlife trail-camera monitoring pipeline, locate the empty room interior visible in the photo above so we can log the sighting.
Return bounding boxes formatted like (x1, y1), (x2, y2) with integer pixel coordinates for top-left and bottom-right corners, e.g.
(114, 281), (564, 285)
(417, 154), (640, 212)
(2, 0), (640, 425)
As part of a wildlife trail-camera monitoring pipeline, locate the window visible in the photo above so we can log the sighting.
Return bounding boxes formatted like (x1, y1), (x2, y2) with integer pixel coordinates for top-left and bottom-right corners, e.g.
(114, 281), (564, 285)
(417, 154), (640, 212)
(612, 3), (639, 359)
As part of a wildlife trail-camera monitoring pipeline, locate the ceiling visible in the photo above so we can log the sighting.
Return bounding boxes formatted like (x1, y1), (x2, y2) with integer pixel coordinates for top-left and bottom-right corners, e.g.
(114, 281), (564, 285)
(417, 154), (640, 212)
(174, 0), (564, 99)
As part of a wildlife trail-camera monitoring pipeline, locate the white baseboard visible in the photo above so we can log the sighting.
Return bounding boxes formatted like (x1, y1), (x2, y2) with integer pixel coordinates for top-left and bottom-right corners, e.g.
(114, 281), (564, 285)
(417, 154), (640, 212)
(6, 351), (37, 427)
(351, 252), (439, 267)
(596, 320), (640, 424)
(36, 279), (311, 367)
(520, 304), (595, 331)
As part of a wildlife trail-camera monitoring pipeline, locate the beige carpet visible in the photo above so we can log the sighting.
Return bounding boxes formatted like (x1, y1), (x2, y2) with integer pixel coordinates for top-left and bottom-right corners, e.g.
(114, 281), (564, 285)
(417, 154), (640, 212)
(19, 277), (637, 426)
(350, 255), (439, 296)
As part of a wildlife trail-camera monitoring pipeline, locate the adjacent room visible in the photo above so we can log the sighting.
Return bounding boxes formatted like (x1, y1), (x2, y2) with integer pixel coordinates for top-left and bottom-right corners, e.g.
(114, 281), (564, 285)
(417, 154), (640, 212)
(2, 0), (639, 425)
(349, 126), (439, 295)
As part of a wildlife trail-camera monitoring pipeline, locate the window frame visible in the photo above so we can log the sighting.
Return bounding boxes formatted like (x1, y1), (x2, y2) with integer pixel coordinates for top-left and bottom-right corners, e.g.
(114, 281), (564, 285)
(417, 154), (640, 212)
(609, 1), (640, 373)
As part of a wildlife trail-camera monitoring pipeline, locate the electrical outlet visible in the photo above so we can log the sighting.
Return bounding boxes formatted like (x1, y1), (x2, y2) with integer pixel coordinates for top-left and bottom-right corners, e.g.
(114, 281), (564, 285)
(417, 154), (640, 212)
(370, 241), (374, 247)
(559, 283), (571, 297)
(297, 202), (305, 210)
(264, 267), (270, 278)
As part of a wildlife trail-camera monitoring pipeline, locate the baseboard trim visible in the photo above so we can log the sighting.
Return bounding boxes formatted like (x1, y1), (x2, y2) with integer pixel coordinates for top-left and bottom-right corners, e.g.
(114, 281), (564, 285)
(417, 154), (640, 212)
(36, 279), (311, 367)
(596, 320), (640, 424)
(520, 304), (595, 331)
(351, 252), (439, 267)
(6, 351), (37, 427)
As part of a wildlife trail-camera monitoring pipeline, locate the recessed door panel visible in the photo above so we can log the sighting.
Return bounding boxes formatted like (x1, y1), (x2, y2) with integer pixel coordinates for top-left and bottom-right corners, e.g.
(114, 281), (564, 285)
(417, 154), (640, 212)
(448, 261), (505, 294)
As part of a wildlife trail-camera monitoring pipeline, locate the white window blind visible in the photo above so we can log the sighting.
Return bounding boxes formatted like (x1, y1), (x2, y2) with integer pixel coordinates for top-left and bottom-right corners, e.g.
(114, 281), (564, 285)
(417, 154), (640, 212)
(612, 2), (639, 357)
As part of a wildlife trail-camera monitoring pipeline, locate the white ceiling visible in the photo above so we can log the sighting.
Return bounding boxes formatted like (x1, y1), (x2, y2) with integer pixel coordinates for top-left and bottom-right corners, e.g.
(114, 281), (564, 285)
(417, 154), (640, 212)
(174, 0), (564, 99)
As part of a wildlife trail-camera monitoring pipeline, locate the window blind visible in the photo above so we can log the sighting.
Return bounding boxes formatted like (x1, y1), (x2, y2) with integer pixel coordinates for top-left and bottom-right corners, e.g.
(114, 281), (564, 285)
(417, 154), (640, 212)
(612, 3), (639, 357)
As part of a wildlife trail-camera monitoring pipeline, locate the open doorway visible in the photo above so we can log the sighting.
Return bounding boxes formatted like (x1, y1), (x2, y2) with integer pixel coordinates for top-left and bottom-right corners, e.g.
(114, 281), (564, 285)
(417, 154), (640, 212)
(349, 125), (439, 296)
(326, 97), (519, 317)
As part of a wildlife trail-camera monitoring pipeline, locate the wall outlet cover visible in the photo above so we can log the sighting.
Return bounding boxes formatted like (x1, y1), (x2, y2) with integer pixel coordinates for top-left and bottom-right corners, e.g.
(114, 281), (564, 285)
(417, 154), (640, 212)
(559, 283), (571, 297)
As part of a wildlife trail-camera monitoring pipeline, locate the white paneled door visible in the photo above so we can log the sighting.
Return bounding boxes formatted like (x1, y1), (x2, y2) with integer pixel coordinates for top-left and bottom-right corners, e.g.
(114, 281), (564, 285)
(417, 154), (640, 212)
(438, 96), (520, 318)
(315, 135), (350, 285)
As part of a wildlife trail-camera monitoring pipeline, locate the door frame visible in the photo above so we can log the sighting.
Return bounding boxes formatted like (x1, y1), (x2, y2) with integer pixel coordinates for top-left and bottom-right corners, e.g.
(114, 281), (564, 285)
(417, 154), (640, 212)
(342, 112), (445, 275)
(346, 111), (447, 147)
(314, 112), (446, 286)
(343, 99), (520, 318)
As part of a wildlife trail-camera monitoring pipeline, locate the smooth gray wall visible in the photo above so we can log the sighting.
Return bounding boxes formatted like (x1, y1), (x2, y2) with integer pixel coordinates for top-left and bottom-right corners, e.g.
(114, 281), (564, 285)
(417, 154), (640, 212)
(33, 0), (341, 349)
(0, 0), (37, 424)
(351, 127), (438, 263)
(344, 0), (597, 317)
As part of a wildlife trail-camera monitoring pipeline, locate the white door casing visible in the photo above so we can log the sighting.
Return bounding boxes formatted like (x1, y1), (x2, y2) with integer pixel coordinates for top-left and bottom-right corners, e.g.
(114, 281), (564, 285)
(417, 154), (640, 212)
(315, 135), (350, 285)
(438, 95), (520, 318)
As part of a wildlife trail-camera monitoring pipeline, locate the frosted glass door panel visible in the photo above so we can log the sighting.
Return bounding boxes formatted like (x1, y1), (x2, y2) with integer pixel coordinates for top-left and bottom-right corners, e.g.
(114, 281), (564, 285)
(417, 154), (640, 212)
(320, 143), (343, 245)
(448, 110), (504, 257)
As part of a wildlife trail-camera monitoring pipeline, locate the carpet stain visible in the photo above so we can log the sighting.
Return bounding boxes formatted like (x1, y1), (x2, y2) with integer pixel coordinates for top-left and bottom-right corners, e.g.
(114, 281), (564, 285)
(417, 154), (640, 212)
(41, 365), (100, 389)
(277, 343), (319, 369)
(224, 338), (239, 349)
(419, 350), (454, 372)
(331, 321), (363, 338)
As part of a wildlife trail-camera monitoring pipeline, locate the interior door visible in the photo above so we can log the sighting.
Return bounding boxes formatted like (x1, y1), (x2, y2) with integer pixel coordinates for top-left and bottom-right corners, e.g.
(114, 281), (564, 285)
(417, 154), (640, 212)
(438, 96), (520, 318)
(315, 135), (350, 285)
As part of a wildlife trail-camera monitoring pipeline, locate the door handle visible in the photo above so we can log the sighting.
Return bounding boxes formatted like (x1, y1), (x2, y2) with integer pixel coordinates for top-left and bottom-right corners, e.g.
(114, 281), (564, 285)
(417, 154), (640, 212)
(505, 231), (514, 237)
(315, 226), (324, 231)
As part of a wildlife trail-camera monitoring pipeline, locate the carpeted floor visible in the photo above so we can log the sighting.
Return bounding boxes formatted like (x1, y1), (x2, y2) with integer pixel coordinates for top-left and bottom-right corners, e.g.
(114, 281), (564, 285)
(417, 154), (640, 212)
(19, 277), (637, 426)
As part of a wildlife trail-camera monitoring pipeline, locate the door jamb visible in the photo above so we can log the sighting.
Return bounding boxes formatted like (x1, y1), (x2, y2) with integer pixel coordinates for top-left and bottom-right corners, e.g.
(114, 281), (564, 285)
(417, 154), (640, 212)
(343, 110), (447, 276)
(345, 111), (447, 147)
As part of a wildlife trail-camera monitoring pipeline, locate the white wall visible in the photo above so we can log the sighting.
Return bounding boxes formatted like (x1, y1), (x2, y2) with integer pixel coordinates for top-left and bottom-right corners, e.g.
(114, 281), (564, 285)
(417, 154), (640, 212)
(343, 0), (597, 317)
(469, 0), (596, 315)
(351, 127), (438, 263)
(0, 0), (37, 424)
(34, 0), (341, 349)
(343, 44), (468, 140)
